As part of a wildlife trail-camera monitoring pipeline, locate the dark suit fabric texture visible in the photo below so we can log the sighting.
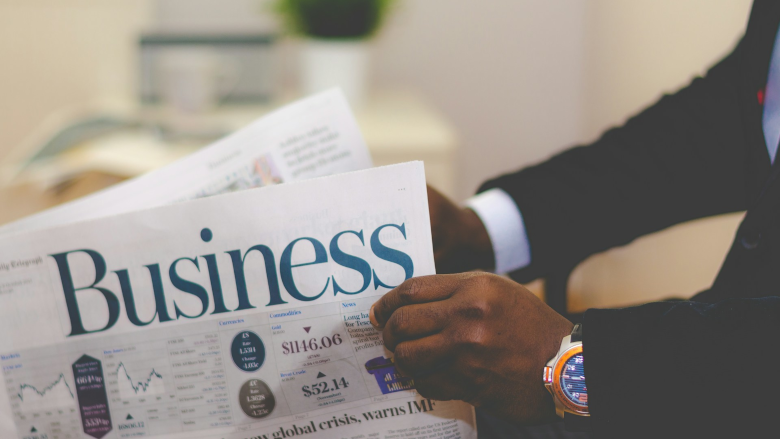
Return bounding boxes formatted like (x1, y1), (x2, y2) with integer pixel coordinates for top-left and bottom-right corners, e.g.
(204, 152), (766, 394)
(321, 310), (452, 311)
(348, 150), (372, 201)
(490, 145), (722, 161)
(478, 1), (780, 437)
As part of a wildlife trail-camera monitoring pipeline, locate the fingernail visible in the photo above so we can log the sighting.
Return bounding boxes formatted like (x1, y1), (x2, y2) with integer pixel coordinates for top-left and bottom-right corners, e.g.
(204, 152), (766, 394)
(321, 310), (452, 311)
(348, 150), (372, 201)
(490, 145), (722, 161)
(369, 304), (380, 328)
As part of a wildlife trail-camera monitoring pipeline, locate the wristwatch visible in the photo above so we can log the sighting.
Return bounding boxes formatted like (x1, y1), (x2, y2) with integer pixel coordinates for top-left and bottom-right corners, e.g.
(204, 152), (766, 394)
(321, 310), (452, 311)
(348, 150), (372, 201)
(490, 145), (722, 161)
(543, 323), (590, 431)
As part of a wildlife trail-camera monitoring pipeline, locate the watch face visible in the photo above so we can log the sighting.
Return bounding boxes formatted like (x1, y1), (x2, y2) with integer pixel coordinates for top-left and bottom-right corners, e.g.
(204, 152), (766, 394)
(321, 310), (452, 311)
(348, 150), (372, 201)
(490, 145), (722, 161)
(560, 353), (588, 407)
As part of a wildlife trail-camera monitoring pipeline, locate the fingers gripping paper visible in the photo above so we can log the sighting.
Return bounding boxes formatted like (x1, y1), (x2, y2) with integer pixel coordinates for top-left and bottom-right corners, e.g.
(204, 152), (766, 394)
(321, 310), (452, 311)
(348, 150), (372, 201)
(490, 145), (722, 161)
(0, 162), (477, 439)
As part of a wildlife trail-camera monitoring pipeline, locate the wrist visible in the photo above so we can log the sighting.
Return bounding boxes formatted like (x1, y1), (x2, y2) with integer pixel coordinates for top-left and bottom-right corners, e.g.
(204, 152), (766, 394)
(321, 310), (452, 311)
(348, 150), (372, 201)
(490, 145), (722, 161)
(465, 189), (531, 274)
(544, 323), (590, 430)
(460, 207), (495, 271)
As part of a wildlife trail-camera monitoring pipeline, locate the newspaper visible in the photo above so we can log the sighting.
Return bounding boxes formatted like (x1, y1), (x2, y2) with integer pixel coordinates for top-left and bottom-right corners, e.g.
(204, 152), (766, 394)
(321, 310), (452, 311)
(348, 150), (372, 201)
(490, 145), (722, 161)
(0, 162), (477, 439)
(0, 89), (373, 236)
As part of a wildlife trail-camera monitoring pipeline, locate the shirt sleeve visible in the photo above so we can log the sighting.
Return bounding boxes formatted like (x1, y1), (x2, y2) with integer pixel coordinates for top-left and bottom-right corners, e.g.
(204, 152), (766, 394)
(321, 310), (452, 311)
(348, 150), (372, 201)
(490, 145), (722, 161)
(476, 36), (749, 283)
(466, 188), (532, 274)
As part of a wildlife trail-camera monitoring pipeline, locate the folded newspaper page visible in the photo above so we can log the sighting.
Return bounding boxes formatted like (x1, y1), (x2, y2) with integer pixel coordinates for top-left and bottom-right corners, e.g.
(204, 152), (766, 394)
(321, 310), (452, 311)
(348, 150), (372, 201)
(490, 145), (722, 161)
(0, 89), (372, 236)
(0, 162), (477, 439)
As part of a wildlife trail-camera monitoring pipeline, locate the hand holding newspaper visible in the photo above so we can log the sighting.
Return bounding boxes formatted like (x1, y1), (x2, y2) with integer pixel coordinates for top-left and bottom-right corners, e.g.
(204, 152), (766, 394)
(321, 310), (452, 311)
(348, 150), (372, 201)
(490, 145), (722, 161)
(0, 92), (477, 439)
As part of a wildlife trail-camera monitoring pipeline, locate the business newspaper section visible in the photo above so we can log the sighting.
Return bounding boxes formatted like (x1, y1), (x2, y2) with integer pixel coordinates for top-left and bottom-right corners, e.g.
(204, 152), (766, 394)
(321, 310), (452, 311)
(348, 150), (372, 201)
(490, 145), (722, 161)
(0, 91), (477, 439)
(53, 223), (415, 337)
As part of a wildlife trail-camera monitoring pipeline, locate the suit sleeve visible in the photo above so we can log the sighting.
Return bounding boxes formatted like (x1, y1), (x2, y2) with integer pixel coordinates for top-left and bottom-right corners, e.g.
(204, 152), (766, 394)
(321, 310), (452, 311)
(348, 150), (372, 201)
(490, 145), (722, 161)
(479, 41), (751, 282)
(583, 298), (780, 438)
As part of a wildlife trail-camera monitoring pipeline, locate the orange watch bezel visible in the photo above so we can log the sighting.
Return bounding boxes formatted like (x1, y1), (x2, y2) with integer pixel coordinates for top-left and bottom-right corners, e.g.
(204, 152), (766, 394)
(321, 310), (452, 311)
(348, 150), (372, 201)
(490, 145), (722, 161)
(551, 344), (589, 415)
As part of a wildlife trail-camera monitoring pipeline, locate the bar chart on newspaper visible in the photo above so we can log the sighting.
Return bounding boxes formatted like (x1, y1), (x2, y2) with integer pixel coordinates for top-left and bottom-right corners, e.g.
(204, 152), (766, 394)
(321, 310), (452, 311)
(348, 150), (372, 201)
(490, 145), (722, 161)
(0, 163), (477, 439)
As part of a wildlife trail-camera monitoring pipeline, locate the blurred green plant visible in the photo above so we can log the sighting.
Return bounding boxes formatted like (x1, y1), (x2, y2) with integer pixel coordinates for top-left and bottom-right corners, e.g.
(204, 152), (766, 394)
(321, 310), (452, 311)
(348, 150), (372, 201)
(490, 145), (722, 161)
(274, 0), (395, 40)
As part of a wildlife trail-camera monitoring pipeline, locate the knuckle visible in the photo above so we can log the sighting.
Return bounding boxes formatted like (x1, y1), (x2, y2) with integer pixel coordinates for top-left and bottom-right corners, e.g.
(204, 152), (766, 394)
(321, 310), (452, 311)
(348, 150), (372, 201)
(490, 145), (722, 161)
(393, 343), (412, 364)
(393, 344), (415, 371)
(398, 278), (422, 303)
(388, 308), (411, 336)
(381, 327), (397, 352)
(454, 273), (501, 320)
(458, 299), (491, 320)
(457, 324), (489, 350)
(470, 272), (497, 291)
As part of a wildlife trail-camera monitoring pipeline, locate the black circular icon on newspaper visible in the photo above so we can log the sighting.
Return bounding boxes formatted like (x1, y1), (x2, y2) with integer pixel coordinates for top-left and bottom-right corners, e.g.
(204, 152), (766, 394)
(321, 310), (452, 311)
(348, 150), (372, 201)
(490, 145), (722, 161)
(231, 331), (266, 372)
(239, 379), (276, 419)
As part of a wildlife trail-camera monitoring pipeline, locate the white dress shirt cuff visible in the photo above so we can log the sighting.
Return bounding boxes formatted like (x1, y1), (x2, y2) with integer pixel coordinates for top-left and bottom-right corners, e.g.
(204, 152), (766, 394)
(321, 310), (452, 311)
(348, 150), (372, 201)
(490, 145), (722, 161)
(466, 188), (532, 274)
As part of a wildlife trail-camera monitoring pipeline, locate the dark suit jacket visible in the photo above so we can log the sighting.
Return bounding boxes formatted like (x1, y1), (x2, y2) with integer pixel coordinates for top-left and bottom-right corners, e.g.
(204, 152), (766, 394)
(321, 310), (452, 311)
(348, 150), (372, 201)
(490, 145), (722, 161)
(480, 1), (780, 437)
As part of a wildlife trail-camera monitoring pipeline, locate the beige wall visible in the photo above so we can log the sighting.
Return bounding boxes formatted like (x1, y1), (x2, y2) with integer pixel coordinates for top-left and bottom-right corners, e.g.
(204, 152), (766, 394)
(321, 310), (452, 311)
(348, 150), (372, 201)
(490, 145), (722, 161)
(0, 0), (152, 163)
(373, 0), (589, 199)
(0, 0), (754, 195)
(374, 0), (753, 198)
(583, 0), (753, 141)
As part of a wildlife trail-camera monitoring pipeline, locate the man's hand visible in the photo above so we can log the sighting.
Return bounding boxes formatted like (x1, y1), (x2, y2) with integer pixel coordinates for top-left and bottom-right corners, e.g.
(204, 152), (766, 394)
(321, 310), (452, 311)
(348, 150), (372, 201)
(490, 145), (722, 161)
(428, 186), (494, 273)
(370, 273), (573, 424)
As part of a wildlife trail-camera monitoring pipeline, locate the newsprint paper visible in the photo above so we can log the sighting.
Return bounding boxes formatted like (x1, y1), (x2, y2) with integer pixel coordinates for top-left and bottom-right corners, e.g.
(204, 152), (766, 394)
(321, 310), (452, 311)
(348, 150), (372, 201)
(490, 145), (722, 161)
(0, 89), (373, 236)
(0, 162), (477, 439)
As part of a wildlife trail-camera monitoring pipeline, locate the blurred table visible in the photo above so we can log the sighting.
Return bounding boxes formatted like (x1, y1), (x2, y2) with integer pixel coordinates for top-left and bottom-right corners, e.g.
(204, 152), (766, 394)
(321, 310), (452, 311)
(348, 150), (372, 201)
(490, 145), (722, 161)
(0, 90), (459, 227)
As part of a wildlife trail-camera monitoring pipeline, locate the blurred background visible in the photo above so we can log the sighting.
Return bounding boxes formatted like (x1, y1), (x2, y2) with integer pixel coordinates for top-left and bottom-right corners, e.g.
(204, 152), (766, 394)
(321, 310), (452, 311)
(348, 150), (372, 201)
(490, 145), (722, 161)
(0, 0), (755, 311)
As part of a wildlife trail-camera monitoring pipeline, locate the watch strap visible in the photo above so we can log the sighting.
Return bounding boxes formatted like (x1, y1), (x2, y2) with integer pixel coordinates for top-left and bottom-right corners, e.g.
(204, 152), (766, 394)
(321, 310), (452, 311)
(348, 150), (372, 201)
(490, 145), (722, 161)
(571, 323), (583, 343)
